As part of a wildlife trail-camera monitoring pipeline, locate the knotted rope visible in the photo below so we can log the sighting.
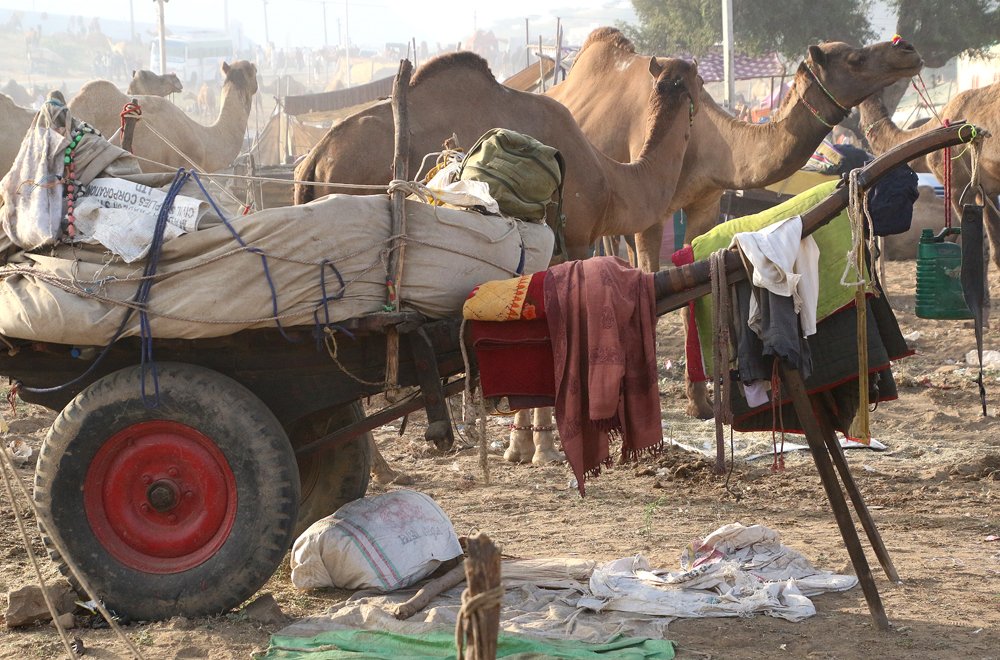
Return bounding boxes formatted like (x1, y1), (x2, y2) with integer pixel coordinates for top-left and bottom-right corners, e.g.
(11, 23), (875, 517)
(454, 584), (505, 660)
(844, 169), (875, 444)
(710, 249), (733, 474)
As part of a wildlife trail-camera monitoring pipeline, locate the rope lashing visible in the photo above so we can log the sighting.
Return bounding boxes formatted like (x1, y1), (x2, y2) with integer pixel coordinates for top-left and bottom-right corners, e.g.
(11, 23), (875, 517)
(454, 584), (505, 660)
(770, 359), (785, 472)
(119, 101), (142, 153)
(844, 169), (875, 445)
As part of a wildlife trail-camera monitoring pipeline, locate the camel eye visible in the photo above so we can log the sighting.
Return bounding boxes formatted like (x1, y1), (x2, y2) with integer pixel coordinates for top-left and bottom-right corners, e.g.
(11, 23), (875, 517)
(847, 52), (866, 67)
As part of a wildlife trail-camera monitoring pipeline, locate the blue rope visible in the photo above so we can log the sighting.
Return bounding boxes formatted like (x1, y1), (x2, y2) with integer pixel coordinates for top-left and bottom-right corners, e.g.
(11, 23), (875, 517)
(312, 259), (349, 349)
(188, 171), (302, 343)
(18, 168), (191, 409)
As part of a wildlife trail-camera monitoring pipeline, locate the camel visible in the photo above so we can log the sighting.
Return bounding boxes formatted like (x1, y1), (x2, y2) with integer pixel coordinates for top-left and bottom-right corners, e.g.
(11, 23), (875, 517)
(294, 51), (701, 259)
(547, 28), (924, 418)
(2, 80), (33, 107)
(0, 93), (35, 181)
(127, 70), (183, 97)
(860, 83), (1000, 269)
(260, 75), (308, 97)
(197, 82), (217, 118)
(70, 60), (257, 173)
(294, 50), (702, 476)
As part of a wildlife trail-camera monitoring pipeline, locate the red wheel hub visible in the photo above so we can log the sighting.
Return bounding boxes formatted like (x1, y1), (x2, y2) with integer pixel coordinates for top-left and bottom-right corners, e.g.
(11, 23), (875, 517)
(84, 421), (238, 574)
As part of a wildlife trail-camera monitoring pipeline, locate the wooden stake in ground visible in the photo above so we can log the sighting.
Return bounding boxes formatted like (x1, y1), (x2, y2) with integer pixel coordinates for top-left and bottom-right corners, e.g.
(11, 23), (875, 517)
(456, 533), (502, 660)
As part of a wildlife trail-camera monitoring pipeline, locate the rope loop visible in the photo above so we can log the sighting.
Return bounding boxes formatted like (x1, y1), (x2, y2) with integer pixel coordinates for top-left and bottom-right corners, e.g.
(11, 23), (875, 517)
(454, 584), (505, 660)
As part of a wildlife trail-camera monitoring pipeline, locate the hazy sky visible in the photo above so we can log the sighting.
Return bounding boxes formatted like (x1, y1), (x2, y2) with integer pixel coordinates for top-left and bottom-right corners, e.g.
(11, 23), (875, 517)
(9, 0), (635, 49)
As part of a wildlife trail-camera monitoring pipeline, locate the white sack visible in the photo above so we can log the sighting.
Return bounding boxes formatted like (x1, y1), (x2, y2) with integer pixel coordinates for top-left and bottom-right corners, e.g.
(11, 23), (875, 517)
(0, 125), (68, 250)
(291, 490), (463, 591)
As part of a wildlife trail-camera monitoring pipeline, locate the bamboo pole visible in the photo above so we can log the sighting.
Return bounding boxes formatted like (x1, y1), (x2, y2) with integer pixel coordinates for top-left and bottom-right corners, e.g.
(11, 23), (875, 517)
(387, 59), (412, 311)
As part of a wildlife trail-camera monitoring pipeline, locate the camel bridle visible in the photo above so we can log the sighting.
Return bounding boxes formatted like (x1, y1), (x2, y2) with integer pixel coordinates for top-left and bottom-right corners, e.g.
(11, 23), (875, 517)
(799, 62), (852, 128)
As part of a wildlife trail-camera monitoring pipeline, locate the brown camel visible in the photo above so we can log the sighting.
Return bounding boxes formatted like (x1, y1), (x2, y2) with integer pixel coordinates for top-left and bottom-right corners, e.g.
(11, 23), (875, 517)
(295, 51), (702, 479)
(295, 51), (702, 260)
(70, 61), (257, 173)
(0, 93), (35, 181)
(127, 70), (183, 97)
(860, 83), (1000, 269)
(547, 28), (923, 417)
(196, 82), (217, 118)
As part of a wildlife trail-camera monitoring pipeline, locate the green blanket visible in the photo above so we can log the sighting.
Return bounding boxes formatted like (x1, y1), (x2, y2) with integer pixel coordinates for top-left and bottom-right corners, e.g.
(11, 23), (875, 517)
(690, 180), (864, 377)
(256, 630), (675, 660)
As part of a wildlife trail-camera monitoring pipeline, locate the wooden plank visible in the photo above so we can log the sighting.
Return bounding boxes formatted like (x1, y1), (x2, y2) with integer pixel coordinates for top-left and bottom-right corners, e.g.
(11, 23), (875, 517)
(778, 362), (890, 631)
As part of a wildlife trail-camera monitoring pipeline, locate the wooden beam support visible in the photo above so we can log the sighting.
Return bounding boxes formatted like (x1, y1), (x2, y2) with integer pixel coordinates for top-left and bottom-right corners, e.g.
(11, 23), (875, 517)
(778, 361), (890, 631)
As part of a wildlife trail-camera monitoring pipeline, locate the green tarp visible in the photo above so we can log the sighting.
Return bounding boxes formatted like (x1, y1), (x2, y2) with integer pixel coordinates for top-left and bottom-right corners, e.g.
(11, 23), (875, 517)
(256, 629), (675, 660)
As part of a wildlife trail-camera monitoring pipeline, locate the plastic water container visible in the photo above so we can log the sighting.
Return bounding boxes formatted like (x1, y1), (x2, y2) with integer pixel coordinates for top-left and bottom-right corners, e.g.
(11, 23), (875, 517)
(915, 227), (972, 319)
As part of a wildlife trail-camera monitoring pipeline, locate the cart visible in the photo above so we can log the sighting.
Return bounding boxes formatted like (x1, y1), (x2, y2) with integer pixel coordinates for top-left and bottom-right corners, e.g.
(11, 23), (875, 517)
(1, 123), (980, 625)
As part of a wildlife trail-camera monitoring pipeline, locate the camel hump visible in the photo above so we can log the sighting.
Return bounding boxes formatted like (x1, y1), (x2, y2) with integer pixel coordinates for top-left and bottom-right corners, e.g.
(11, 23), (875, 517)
(579, 27), (635, 55)
(411, 51), (496, 87)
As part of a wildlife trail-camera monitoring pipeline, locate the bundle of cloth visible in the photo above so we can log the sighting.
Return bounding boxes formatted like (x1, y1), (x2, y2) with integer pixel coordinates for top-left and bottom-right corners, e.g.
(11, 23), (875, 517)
(0, 102), (555, 345)
(464, 257), (663, 494)
(672, 179), (913, 435)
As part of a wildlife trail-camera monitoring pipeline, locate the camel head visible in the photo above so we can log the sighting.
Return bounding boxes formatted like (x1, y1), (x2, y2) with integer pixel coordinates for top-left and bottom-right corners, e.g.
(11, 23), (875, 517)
(647, 57), (703, 125)
(220, 60), (259, 98)
(801, 39), (923, 111)
(128, 69), (183, 96)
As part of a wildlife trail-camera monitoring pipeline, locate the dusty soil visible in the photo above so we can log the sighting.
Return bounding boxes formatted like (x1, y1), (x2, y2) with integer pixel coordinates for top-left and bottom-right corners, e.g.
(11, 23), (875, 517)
(1, 259), (999, 660)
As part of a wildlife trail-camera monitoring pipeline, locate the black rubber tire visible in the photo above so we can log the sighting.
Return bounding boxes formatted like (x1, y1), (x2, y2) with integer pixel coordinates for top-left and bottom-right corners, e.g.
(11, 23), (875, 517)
(33, 363), (300, 621)
(288, 402), (372, 539)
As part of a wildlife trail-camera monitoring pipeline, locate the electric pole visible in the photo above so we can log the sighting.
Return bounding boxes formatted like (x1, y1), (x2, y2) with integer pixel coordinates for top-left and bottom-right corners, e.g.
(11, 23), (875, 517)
(722, 0), (735, 110)
(129, 0), (135, 42)
(322, 2), (328, 47)
(345, 0), (351, 87)
(155, 0), (168, 75)
(263, 0), (270, 47)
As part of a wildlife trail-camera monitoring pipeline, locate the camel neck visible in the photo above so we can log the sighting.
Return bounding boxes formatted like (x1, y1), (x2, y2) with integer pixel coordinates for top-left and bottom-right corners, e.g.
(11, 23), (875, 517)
(859, 95), (934, 156)
(710, 71), (839, 190)
(205, 84), (253, 168)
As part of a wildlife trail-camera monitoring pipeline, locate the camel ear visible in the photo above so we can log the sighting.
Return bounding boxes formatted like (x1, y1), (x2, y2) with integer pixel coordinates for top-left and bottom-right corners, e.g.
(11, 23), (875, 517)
(132, 70), (136, 77)
(648, 56), (662, 80)
(808, 45), (826, 68)
(221, 61), (231, 75)
(690, 58), (698, 76)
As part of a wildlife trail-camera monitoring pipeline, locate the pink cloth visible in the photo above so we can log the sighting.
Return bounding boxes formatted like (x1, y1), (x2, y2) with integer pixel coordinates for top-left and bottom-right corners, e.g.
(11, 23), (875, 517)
(544, 257), (663, 494)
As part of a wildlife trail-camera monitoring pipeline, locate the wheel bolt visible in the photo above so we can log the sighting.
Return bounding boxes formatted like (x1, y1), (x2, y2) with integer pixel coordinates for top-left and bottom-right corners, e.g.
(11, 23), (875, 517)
(167, 514), (177, 523)
(167, 467), (179, 477)
(141, 475), (152, 485)
(140, 503), (150, 513)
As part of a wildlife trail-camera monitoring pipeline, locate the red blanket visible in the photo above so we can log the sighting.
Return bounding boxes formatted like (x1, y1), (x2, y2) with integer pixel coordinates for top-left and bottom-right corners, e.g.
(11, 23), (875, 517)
(544, 257), (663, 494)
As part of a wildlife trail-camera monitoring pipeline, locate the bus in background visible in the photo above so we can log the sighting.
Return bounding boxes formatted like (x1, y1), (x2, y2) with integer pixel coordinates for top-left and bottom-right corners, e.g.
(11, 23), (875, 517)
(151, 33), (234, 88)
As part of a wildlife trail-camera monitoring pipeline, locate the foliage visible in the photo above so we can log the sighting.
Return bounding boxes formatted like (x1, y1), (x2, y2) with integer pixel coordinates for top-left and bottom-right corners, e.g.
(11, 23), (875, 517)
(890, 0), (1000, 68)
(619, 0), (876, 59)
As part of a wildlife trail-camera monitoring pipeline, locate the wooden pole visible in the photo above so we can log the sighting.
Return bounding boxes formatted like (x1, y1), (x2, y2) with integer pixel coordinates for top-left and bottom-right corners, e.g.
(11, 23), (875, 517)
(393, 559), (467, 620)
(524, 19), (529, 69)
(121, 97), (139, 153)
(387, 59), (412, 310)
(538, 36), (545, 92)
(554, 18), (561, 85)
(816, 395), (900, 582)
(461, 533), (501, 660)
(778, 362), (890, 631)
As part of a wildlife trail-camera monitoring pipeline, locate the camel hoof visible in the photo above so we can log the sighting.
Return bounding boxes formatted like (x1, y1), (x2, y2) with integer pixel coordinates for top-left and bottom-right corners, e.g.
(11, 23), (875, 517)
(532, 449), (566, 465)
(504, 446), (533, 464)
(685, 400), (715, 420)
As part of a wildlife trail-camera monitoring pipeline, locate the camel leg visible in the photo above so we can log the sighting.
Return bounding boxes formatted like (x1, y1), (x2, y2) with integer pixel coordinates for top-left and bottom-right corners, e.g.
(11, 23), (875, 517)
(531, 407), (565, 464)
(634, 221), (665, 273)
(505, 408), (535, 464)
(369, 435), (415, 485)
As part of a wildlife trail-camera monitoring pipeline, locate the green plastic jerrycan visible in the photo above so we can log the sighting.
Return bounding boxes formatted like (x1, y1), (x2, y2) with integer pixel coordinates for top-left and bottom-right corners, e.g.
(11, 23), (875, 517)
(915, 227), (973, 320)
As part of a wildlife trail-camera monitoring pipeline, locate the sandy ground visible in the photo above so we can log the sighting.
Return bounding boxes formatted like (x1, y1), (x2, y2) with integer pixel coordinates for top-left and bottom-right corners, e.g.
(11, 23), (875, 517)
(0, 259), (998, 660)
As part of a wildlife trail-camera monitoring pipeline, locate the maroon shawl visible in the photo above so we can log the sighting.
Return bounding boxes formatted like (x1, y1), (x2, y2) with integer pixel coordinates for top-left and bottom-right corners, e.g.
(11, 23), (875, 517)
(544, 257), (662, 494)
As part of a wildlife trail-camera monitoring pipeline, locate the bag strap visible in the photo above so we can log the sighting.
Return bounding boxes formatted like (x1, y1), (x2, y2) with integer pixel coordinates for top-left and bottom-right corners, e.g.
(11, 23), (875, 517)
(550, 151), (568, 260)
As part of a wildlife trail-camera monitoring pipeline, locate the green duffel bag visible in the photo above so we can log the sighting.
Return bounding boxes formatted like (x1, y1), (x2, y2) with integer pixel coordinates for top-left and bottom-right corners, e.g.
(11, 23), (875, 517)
(459, 128), (566, 224)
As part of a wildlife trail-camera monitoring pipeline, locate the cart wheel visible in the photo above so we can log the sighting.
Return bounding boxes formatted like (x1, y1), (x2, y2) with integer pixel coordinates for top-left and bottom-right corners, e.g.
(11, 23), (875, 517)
(289, 402), (372, 539)
(33, 363), (300, 621)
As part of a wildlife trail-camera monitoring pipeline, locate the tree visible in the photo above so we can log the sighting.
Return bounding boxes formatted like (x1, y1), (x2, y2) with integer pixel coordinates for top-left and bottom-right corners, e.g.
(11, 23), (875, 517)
(892, 0), (1000, 69)
(620, 0), (876, 60)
